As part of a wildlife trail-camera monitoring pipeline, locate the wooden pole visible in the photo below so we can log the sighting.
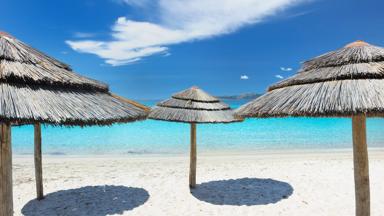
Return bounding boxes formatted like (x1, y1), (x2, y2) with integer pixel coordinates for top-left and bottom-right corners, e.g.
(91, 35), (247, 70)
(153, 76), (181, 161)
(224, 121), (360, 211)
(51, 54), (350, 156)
(0, 123), (13, 216)
(34, 123), (43, 200)
(352, 114), (370, 216)
(189, 123), (197, 188)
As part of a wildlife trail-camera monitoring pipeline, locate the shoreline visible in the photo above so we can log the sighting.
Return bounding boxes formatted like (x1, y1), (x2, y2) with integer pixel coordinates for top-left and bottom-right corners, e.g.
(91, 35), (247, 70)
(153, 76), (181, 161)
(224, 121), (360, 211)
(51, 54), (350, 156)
(13, 147), (384, 158)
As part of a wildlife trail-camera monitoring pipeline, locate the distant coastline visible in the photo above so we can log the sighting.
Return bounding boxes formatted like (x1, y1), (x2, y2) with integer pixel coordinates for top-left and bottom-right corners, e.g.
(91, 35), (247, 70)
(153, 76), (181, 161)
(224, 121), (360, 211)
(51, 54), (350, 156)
(136, 93), (262, 102)
(218, 93), (261, 100)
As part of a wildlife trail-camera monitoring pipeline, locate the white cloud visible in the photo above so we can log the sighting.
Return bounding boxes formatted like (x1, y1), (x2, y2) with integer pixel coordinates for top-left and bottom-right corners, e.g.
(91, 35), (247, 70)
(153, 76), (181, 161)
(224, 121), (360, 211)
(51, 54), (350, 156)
(280, 67), (293, 71)
(240, 75), (249, 80)
(275, 74), (284, 79)
(67, 0), (307, 66)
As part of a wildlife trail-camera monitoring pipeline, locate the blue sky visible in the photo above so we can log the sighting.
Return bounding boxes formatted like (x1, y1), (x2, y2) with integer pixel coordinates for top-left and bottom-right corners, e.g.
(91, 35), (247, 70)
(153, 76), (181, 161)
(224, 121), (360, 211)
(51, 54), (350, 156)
(1, 0), (383, 99)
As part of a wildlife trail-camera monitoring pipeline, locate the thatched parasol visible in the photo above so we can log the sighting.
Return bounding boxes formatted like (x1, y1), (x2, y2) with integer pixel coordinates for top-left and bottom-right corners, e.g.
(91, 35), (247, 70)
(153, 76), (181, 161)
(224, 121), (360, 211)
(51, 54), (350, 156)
(149, 86), (242, 188)
(0, 32), (149, 215)
(236, 40), (384, 216)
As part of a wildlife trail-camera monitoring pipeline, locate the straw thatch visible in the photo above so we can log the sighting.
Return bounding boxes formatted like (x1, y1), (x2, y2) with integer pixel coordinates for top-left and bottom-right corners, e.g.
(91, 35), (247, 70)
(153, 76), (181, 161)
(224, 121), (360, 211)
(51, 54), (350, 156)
(236, 40), (384, 118)
(0, 32), (149, 125)
(148, 87), (242, 123)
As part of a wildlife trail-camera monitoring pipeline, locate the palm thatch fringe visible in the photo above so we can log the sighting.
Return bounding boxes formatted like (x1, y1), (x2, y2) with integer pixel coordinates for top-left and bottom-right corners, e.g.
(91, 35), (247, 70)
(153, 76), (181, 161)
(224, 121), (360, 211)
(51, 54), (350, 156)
(236, 79), (384, 118)
(0, 83), (148, 126)
(149, 106), (241, 123)
(158, 98), (230, 110)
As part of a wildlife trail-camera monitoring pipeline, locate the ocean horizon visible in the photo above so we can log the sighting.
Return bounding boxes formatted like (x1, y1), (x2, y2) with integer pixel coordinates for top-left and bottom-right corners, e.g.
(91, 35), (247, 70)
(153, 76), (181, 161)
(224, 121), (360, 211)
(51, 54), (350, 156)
(12, 99), (384, 155)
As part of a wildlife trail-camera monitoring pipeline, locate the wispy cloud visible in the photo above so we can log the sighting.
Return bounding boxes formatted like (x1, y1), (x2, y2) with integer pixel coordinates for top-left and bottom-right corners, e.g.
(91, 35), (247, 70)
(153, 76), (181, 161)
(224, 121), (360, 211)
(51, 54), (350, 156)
(285, 10), (313, 18)
(73, 32), (96, 38)
(67, 0), (307, 66)
(116, 0), (151, 7)
(240, 75), (249, 80)
(280, 67), (293, 71)
(275, 74), (284, 79)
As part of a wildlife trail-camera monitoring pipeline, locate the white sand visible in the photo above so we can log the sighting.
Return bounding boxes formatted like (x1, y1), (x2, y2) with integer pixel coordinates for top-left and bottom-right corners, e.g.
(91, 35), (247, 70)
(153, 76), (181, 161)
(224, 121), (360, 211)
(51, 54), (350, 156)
(13, 149), (384, 216)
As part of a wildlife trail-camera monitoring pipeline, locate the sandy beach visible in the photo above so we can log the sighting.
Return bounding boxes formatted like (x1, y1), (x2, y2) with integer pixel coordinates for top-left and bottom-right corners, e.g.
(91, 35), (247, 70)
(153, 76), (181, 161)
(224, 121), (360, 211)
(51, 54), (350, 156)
(13, 149), (384, 216)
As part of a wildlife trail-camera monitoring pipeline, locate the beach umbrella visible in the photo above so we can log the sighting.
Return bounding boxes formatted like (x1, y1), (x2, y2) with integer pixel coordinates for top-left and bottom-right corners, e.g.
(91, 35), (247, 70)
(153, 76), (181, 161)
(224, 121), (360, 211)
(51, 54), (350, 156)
(236, 40), (384, 216)
(0, 32), (149, 215)
(148, 86), (242, 188)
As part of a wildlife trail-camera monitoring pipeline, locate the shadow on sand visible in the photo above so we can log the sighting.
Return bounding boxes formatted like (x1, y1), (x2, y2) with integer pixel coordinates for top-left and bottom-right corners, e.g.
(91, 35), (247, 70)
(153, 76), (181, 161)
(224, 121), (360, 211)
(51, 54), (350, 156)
(22, 185), (149, 216)
(191, 177), (293, 206)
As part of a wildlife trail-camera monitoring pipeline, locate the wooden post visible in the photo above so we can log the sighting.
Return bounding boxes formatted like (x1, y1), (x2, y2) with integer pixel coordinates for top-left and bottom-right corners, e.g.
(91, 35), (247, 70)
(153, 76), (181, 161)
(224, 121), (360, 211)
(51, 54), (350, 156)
(189, 123), (197, 188)
(352, 115), (370, 216)
(0, 123), (13, 216)
(34, 123), (43, 200)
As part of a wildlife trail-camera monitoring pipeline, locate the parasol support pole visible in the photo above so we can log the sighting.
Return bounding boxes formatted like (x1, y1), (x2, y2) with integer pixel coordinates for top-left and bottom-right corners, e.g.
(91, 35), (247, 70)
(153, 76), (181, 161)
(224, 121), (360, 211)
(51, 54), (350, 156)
(189, 123), (197, 188)
(0, 123), (13, 216)
(352, 114), (370, 216)
(34, 123), (44, 200)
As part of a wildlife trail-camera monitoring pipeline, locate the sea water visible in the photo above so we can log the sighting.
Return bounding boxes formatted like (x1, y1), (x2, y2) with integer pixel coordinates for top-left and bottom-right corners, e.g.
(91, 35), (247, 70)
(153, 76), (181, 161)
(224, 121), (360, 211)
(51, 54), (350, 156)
(12, 100), (384, 155)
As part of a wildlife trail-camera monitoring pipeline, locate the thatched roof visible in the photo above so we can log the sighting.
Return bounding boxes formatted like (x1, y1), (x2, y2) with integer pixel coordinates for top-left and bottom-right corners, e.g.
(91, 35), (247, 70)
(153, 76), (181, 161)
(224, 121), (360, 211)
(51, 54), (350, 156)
(236, 40), (384, 118)
(148, 87), (243, 123)
(0, 32), (149, 125)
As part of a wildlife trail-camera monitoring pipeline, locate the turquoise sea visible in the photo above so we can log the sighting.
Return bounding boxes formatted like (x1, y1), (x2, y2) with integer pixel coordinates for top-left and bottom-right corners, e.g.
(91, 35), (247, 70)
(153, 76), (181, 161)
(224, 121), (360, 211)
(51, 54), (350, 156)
(12, 100), (384, 155)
